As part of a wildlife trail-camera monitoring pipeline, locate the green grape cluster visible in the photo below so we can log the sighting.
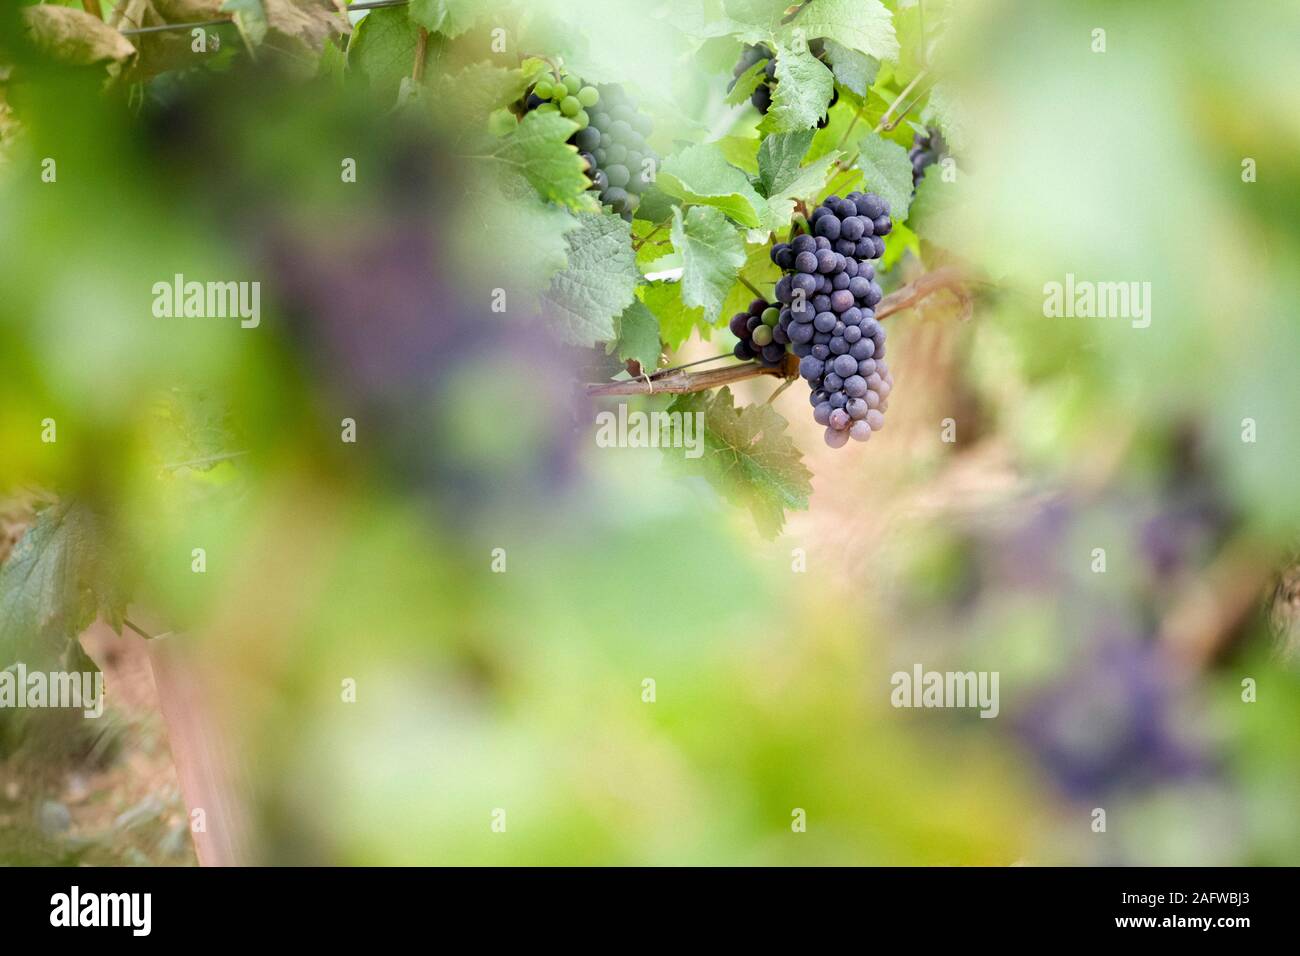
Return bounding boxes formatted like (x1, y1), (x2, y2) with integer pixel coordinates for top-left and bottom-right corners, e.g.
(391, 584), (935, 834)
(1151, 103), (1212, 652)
(527, 73), (600, 130)
(524, 73), (658, 222)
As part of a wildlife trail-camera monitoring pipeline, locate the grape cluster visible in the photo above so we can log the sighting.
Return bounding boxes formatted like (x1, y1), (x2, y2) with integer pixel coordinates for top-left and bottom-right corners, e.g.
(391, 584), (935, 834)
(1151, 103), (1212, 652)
(729, 41), (838, 128)
(728, 298), (788, 367)
(907, 127), (946, 186)
(769, 192), (895, 448)
(525, 73), (657, 221)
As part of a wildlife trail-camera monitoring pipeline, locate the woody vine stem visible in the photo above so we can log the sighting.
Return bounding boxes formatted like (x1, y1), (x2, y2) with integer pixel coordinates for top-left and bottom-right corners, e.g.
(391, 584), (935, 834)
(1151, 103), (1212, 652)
(585, 267), (969, 397)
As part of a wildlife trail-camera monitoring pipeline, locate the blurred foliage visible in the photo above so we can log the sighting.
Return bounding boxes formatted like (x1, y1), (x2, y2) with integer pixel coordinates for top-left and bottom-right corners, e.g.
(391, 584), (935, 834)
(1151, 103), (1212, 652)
(0, 0), (1297, 865)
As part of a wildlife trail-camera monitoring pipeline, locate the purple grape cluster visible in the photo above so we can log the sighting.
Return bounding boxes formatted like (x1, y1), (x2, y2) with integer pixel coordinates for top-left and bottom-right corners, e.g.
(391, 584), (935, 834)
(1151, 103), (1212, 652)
(769, 191), (896, 448)
(908, 128), (946, 186)
(728, 298), (788, 366)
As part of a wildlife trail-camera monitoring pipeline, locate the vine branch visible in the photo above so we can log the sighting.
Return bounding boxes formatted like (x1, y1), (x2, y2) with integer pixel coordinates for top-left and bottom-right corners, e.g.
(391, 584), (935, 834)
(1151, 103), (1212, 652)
(585, 268), (970, 397)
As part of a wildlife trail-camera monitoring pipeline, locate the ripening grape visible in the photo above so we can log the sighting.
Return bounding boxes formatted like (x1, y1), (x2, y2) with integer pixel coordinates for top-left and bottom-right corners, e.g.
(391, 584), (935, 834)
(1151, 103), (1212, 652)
(522, 72), (659, 221)
(730, 297), (787, 366)
(769, 191), (897, 449)
(908, 127), (947, 187)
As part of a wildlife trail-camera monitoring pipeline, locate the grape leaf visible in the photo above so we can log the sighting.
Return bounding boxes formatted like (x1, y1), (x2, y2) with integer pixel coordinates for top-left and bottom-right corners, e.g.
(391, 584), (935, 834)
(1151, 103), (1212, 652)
(0, 503), (126, 668)
(20, 5), (137, 78)
(756, 130), (814, 195)
(408, 0), (479, 38)
(610, 301), (662, 373)
(657, 143), (766, 228)
(920, 81), (967, 156)
(434, 61), (540, 150)
(489, 110), (595, 212)
(726, 57), (770, 106)
(542, 212), (639, 346)
(666, 387), (812, 538)
(347, 6), (437, 100)
(639, 281), (709, 352)
(780, 0), (899, 62)
(221, 0), (270, 47)
(719, 241), (781, 321)
(672, 205), (747, 323)
(715, 134), (762, 175)
(461, 169), (578, 307)
(758, 41), (834, 134)
(757, 130), (839, 229)
(853, 130), (914, 222)
(714, 0), (789, 43)
(821, 38), (879, 98)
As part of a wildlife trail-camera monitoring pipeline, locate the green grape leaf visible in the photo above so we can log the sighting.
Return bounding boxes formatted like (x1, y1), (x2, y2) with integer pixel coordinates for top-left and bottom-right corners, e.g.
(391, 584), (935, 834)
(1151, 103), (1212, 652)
(434, 61), (548, 153)
(489, 110), (595, 211)
(821, 38), (879, 97)
(221, 0), (270, 47)
(853, 130), (914, 222)
(461, 170), (578, 307)
(719, 241), (782, 321)
(542, 212), (639, 346)
(657, 143), (767, 228)
(408, 0), (479, 38)
(757, 42), (834, 134)
(757, 130), (839, 229)
(714, 134), (762, 175)
(639, 281), (709, 352)
(726, 57), (770, 106)
(666, 387), (812, 539)
(0, 503), (126, 668)
(780, 0), (899, 62)
(610, 300), (663, 373)
(346, 6), (436, 100)
(756, 129), (815, 195)
(920, 81), (967, 156)
(715, 0), (789, 42)
(672, 205), (747, 323)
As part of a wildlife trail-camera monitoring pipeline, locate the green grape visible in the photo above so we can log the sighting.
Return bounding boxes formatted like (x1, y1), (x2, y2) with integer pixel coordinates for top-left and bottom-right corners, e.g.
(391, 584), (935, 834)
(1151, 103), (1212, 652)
(577, 86), (599, 108)
(574, 109), (590, 129)
(560, 95), (581, 117)
(538, 102), (559, 113)
(534, 79), (553, 100)
(762, 307), (779, 326)
(563, 75), (582, 95)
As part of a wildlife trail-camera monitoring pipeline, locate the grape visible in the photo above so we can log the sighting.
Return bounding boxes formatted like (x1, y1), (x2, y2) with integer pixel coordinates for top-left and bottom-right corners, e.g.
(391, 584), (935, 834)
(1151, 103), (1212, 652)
(560, 95), (581, 117)
(577, 86), (600, 108)
(732, 298), (788, 368)
(534, 80), (554, 100)
(563, 75), (582, 95)
(766, 191), (897, 448)
(606, 164), (631, 188)
(907, 127), (947, 187)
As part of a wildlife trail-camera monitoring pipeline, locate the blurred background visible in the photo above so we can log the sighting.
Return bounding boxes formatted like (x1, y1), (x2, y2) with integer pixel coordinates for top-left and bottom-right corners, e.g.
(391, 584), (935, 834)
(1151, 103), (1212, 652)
(1, 0), (1298, 865)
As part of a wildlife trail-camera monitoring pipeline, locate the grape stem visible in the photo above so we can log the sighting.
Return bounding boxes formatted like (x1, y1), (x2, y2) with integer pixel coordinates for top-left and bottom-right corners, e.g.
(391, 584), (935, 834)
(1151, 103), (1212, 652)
(632, 222), (666, 251)
(737, 274), (767, 300)
(412, 28), (429, 84)
(584, 267), (969, 397)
